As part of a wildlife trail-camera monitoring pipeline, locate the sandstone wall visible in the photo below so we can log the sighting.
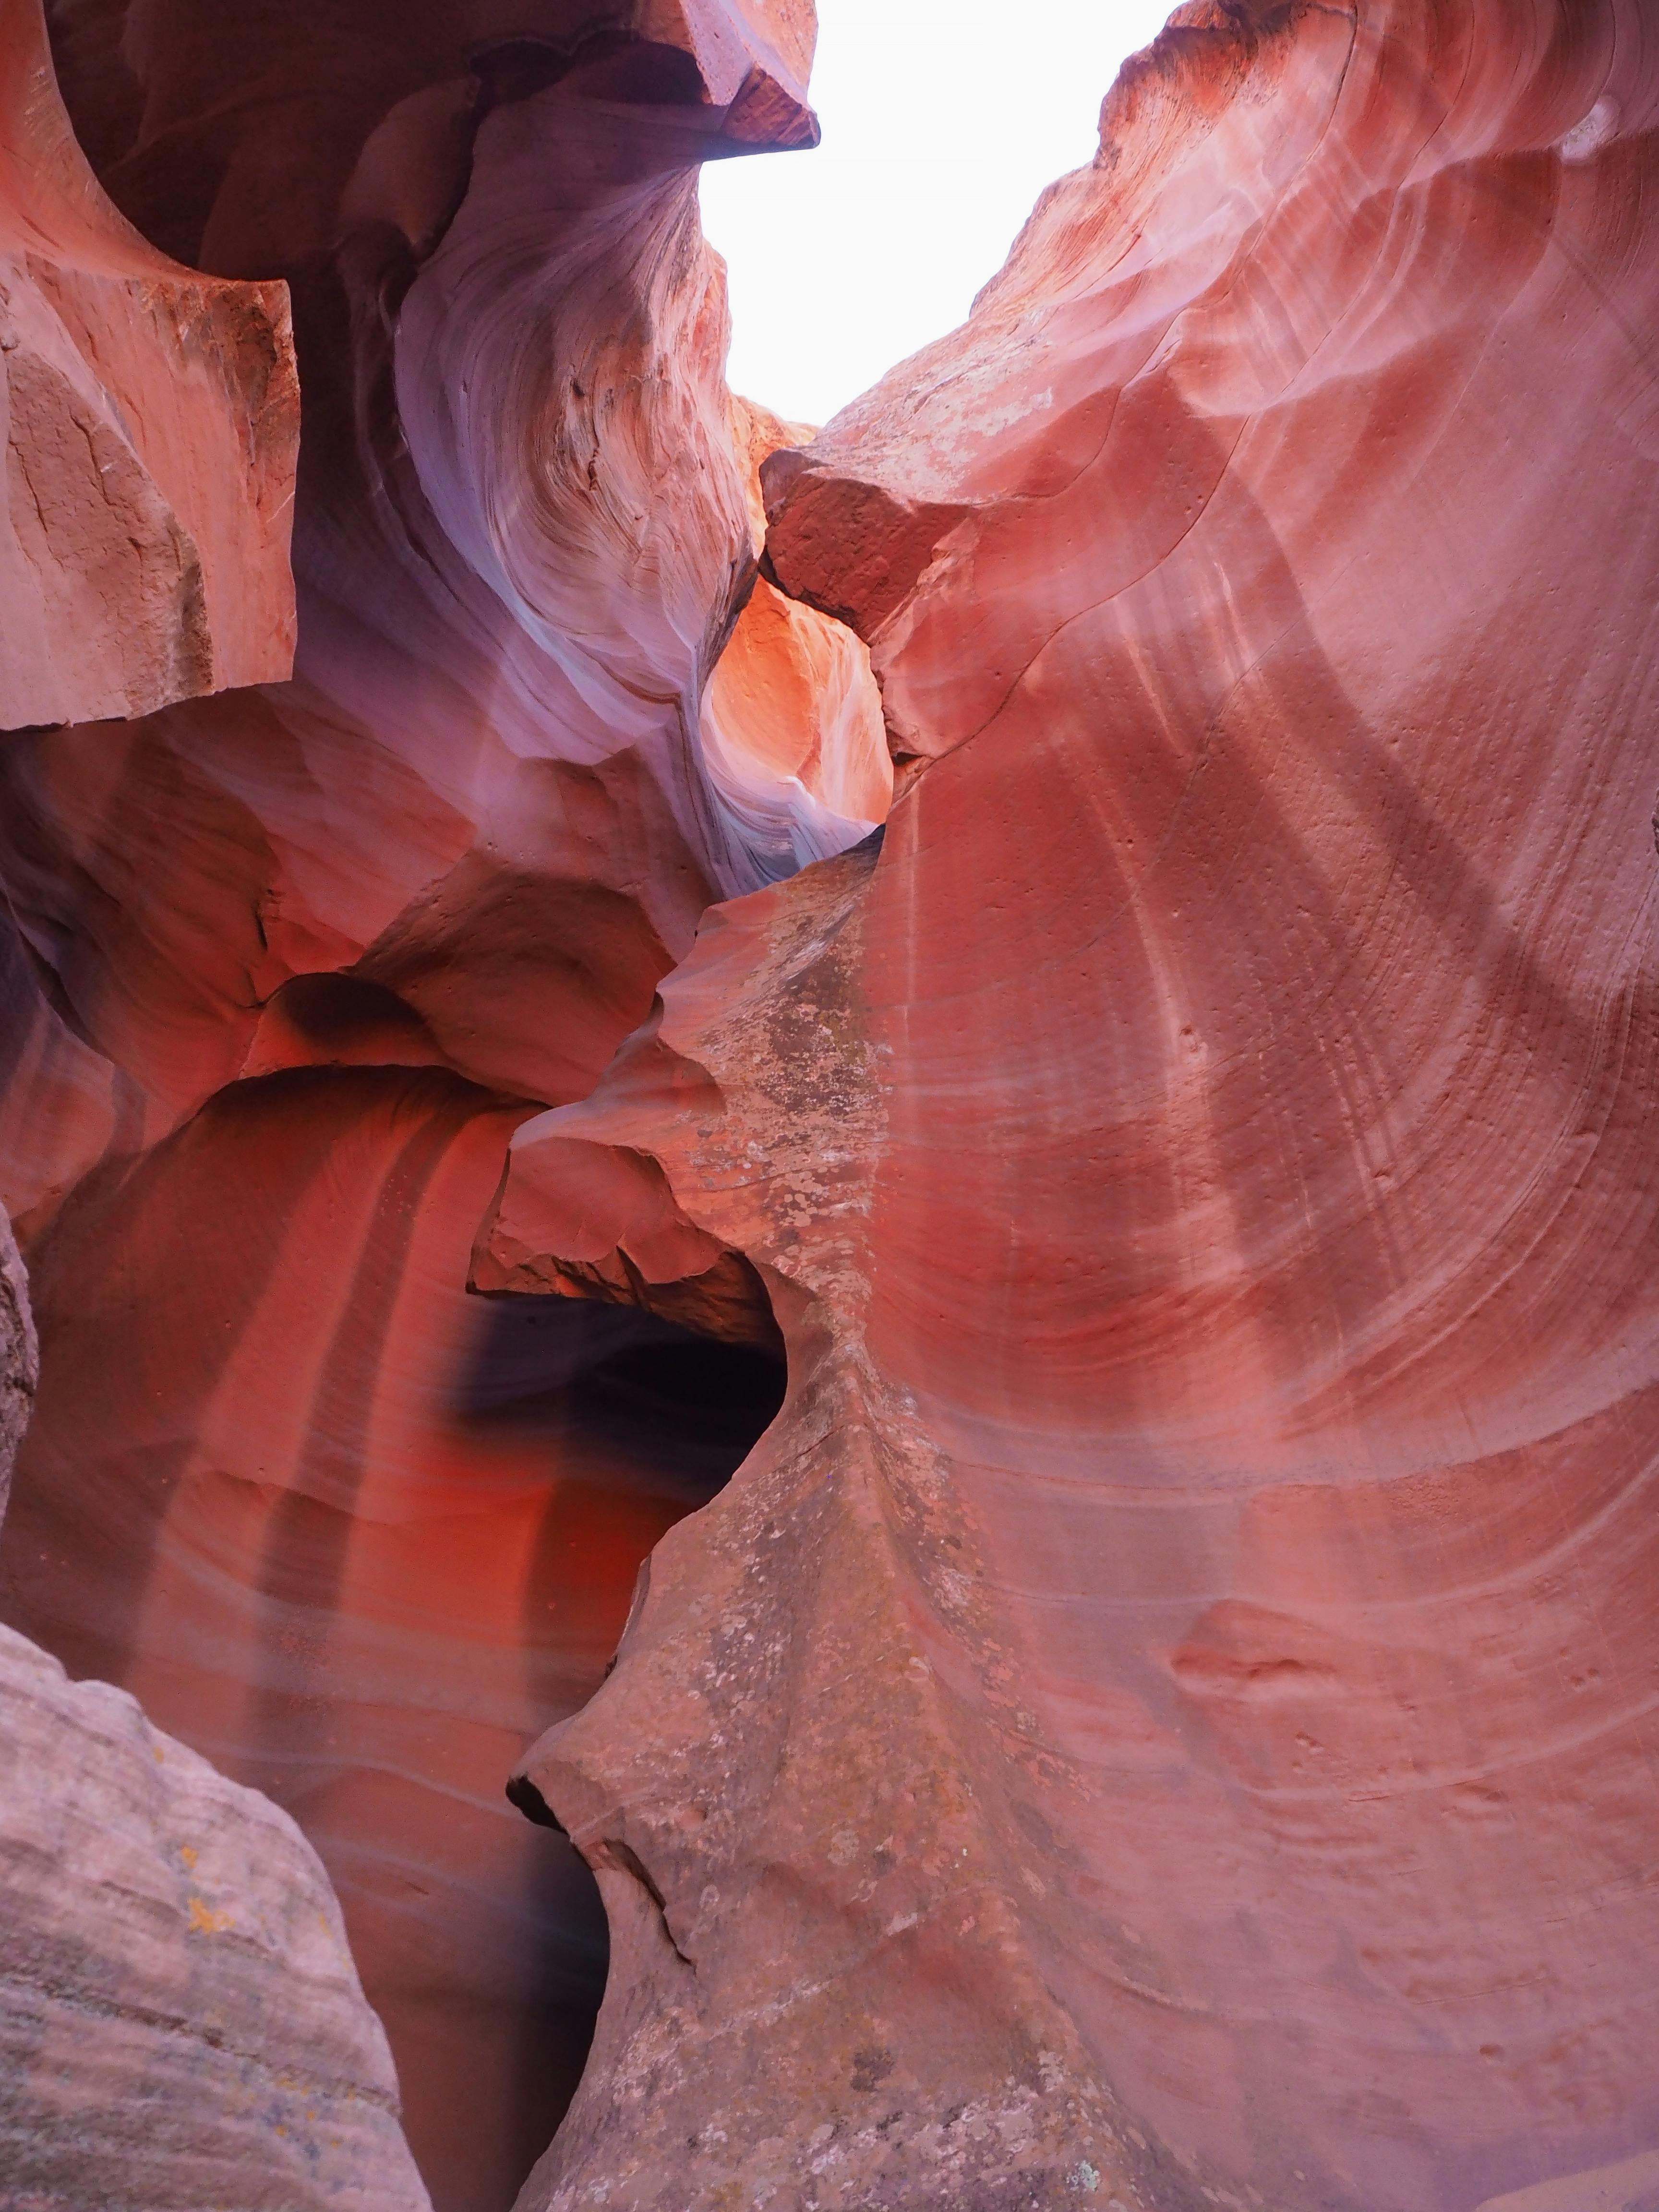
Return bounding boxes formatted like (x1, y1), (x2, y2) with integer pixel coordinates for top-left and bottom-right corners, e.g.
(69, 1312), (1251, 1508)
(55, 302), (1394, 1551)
(6, 0), (1658, 2207)
(490, 4), (1659, 2206)
(0, 0), (297, 730)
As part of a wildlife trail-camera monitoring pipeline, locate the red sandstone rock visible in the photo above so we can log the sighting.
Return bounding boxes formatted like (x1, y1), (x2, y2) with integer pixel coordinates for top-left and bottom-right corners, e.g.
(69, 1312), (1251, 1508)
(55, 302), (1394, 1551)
(0, 0), (868, 1173)
(700, 399), (892, 877)
(0, 1059), (782, 2211)
(0, 0), (297, 730)
(489, 5), (1659, 2208)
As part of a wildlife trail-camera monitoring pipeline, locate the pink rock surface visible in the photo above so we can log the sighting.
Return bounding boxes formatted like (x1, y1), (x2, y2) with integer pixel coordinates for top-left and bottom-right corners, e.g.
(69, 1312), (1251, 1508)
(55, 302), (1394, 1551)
(0, 1215), (429, 2212)
(0, 0), (297, 730)
(489, 4), (1659, 2207)
(0, 1621), (433, 2212)
(0, 1213), (36, 1529)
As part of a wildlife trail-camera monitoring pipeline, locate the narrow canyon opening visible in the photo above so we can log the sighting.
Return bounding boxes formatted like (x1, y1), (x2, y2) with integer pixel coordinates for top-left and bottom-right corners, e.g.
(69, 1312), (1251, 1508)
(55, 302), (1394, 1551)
(453, 1291), (791, 2200)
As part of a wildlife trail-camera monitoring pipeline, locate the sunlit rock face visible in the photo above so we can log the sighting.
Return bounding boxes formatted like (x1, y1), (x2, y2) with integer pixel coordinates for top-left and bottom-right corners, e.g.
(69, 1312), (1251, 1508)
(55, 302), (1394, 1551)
(0, 0), (297, 731)
(0, 4), (844, 2207)
(0, 1216), (429, 2212)
(700, 398), (892, 879)
(491, 4), (1659, 2208)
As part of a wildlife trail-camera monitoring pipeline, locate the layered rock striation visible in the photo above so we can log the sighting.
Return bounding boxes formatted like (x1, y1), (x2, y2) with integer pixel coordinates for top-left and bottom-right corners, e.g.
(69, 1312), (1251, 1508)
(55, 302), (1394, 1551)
(0, 1622), (434, 2212)
(7, 0), (1659, 2206)
(488, 3), (1659, 2208)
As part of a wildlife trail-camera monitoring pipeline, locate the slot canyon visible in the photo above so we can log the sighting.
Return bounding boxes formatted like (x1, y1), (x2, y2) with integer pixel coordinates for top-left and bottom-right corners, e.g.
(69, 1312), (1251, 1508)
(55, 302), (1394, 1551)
(1, 1), (1657, 2210)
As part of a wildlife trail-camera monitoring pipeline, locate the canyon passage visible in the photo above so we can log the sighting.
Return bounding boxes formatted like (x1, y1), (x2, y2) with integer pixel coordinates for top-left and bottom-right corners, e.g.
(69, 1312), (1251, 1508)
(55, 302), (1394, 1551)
(2, 4), (1659, 2212)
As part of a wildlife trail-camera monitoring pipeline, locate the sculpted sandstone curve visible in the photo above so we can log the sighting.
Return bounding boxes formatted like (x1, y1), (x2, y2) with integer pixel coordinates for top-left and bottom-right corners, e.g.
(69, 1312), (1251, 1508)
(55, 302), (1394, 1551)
(0, 0), (881, 1199)
(0, 4), (853, 2206)
(700, 398), (892, 879)
(488, 4), (1659, 2208)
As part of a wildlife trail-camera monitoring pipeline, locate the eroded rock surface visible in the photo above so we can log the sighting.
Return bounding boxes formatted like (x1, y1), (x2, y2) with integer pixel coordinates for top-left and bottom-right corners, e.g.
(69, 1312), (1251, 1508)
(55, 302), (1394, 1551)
(0, 1214), (36, 1529)
(0, 0), (297, 730)
(0, 0), (858, 1164)
(700, 399), (892, 878)
(492, 4), (1659, 2208)
(0, 1623), (433, 2212)
(4, 1061), (783, 2209)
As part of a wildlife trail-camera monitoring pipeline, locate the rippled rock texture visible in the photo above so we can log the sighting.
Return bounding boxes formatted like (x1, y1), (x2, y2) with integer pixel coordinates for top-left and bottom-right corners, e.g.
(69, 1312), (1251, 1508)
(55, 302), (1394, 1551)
(0, 0), (296, 730)
(0, 3), (840, 2206)
(492, 3), (1659, 2208)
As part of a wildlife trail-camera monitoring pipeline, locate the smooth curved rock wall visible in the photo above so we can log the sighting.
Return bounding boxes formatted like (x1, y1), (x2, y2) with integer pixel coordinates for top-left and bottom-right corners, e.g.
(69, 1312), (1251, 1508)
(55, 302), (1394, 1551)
(0, 1623), (433, 2212)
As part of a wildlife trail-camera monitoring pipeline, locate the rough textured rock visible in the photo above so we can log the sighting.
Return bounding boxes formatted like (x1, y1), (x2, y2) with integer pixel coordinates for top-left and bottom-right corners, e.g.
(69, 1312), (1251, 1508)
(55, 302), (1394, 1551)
(0, 1623), (433, 2212)
(0, 0), (297, 730)
(0, 1213), (36, 1529)
(488, 5), (1659, 2209)
(0, 1217), (428, 2212)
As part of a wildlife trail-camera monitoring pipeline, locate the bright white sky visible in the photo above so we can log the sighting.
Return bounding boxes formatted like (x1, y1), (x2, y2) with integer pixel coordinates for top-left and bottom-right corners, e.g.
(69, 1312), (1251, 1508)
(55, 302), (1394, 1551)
(699, 0), (1176, 426)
